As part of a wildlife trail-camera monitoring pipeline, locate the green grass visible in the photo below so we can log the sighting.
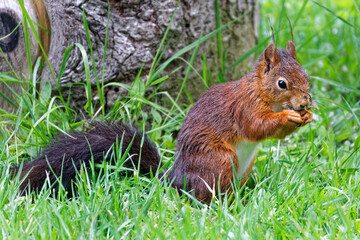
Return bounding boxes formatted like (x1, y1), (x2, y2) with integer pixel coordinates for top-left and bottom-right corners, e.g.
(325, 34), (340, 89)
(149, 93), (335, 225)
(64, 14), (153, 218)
(1, 0), (360, 238)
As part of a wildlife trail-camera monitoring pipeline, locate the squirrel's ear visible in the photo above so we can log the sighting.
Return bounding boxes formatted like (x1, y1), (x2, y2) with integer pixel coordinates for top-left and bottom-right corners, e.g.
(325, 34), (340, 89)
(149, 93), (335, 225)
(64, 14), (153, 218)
(286, 41), (296, 59)
(263, 43), (279, 73)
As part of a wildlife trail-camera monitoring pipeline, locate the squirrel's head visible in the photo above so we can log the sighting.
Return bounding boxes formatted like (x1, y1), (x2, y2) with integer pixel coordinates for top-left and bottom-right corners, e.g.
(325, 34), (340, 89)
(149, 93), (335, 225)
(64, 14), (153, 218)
(255, 41), (311, 112)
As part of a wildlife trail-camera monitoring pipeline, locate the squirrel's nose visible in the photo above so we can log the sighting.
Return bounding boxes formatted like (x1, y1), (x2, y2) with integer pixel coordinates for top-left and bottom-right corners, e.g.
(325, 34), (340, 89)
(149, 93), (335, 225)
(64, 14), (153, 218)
(299, 96), (310, 109)
(291, 95), (309, 110)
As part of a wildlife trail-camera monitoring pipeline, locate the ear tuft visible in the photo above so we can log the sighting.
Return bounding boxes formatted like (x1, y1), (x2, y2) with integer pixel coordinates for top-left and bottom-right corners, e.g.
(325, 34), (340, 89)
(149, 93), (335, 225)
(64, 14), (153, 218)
(263, 43), (280, 74)
(286, 41), (296, 59)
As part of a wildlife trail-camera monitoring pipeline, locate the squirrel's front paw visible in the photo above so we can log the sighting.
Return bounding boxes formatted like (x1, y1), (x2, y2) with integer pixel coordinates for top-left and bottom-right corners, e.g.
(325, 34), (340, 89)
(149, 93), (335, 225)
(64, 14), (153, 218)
(298, 109), (312, 126)
(283, 109), (302, 125)
(272, 110), (302, 139)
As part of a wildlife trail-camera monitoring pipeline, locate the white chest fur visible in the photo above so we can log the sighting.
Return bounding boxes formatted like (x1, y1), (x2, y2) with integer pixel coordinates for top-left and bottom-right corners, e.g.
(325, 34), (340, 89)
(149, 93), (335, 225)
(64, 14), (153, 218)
(235, 141), (258, 178)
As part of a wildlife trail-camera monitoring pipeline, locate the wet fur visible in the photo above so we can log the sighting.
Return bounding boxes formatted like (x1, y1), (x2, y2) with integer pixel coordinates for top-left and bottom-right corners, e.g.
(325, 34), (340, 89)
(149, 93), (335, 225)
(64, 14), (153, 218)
(13, 123), (161, 194)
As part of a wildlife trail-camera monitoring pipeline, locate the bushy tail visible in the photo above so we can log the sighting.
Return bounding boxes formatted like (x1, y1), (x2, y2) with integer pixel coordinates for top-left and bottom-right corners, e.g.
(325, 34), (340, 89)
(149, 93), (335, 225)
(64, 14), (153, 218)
(12, 122), (161, 195)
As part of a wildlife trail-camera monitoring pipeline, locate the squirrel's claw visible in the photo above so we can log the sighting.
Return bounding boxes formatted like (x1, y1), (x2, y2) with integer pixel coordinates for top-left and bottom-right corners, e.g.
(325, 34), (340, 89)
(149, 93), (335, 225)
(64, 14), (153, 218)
(301, 111), (313, 126)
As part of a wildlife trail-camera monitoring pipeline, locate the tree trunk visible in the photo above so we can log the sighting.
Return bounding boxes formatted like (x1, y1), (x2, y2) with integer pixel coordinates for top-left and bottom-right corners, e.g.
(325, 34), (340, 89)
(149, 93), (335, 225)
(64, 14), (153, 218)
(0, 0), (259, 113)
(0, 0), (42, 111)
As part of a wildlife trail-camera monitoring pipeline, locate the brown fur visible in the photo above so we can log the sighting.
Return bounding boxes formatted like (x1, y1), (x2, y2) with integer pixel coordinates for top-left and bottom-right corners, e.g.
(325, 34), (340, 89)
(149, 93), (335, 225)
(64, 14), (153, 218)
(168, 41), (312, 203)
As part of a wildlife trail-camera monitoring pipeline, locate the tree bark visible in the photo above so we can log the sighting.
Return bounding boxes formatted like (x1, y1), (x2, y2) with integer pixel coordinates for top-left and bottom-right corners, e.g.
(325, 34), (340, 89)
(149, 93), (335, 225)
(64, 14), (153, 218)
(0, 0), (259, 113)
(0, 0), (40, 111)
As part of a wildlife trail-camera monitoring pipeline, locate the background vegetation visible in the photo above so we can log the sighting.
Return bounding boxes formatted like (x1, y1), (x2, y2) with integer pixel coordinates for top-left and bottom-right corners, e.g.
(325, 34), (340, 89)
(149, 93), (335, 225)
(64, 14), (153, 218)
(0, 0), (359, 238)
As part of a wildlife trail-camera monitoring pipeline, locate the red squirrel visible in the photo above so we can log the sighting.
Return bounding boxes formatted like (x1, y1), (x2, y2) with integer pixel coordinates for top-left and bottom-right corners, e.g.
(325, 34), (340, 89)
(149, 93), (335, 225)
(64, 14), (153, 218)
(13, 41), (312, 203)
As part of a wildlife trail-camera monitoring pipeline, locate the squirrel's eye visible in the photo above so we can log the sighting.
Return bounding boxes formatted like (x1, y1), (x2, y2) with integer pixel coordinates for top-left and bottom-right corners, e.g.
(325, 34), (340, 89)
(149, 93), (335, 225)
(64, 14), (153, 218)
(278, 80), (287, 89)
